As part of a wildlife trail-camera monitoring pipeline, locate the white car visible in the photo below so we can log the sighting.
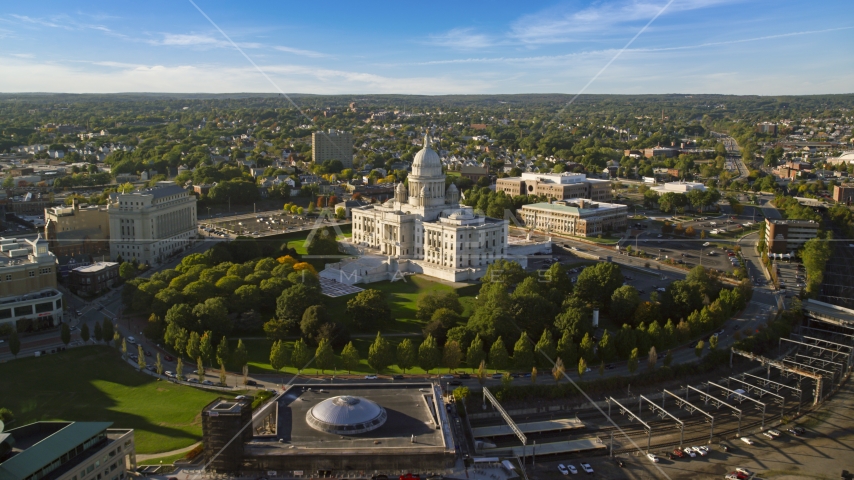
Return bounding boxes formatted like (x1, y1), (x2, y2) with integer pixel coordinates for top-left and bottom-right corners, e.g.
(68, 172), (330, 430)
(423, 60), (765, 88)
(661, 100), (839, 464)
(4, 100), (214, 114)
(683, 447), (696, 457)
(566, 464), (577, 474)
(740, 436), (754, 445)
(557, 464), (569, 475)
(691, 446), (707, 456)
(646, 453), (659, 463)
(127, 336), (136, 344)
(580, 463), (593, 474)
(767, 429), (781, 437)
(697, 445), (709, 455)
(164, 371), (174, 378)
(736, 467), (753, 476)
(703, 242), (711, 247)
(762, 431), (775, 439)
(364, 375), (378, 380)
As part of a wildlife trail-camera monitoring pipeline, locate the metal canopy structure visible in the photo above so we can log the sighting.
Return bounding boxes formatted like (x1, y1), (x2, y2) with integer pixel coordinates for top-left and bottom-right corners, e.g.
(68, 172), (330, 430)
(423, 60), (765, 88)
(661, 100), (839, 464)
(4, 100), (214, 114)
(724, 377), (785, 420)
(639, 394), (684, 449)
(663, 389), (714, 444)
(781, 338), (850, 367)
(738, 372), (803, 415)
(706, 381), (768, 430)
(607, 397), (652, 453)
(482, 388), (528, 461)
(797, 325), (854, 344)
(686, 385), (743, 437)
(793, 353), (844, 372)
(730, 349), (824, 405)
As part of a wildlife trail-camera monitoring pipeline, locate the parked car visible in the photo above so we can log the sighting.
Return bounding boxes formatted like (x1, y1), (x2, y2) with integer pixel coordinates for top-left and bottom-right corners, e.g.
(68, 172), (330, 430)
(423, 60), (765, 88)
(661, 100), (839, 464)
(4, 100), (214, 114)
(740, 436), (754, 445)
(672, 448), (685, 458)
(188, 378), (199, 384)
(449, 380), (462, 386)
(246, 380), (258, 386)
(393, 374), (405, 380)
(164, 355), (174, 362)
(491, 373), (503, 379)
(202, 380), (213, 385)
(458, 373), (471, 379)
(646, 453), (659, 463)
(683, 447), (696, 457)
(735, 467), (753, 476)
(364, 375), (378, 380)
(762, 431), (775, 439)
(127, 336), (136, 344)
(164, 371), (175, 378)
(580, 463), (593, 474)
(566, 464), (577, 474)
(440, 374), (454, 380)
(557, 464), (569, 475)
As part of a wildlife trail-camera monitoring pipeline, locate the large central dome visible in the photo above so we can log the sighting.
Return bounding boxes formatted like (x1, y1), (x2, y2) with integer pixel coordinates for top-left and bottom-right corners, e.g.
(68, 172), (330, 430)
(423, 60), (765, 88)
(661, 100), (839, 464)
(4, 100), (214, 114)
(412, 133), (442, 177)
(306, 395), (387, 435)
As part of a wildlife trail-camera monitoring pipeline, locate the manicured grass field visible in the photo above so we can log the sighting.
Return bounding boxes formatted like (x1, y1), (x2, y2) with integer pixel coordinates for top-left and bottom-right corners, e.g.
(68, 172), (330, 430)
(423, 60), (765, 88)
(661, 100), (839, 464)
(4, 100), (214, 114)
(0, 346), (233, 454)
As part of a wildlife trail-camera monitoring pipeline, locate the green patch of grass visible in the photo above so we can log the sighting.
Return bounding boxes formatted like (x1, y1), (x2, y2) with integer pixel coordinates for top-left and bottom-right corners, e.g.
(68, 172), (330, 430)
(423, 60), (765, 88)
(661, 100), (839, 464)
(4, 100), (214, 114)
(0, 346), (233, 455)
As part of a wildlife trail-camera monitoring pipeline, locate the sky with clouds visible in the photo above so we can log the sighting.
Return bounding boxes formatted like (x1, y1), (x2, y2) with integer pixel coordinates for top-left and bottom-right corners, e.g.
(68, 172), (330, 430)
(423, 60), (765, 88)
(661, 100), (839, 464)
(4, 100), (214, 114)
(0, 0), (851, 95)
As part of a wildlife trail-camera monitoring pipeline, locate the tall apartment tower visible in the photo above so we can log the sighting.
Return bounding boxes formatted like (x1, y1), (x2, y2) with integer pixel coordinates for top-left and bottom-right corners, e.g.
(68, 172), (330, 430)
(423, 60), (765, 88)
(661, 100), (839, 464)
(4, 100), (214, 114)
(202, 397), (253, 473)
(312, 129), (353, 168)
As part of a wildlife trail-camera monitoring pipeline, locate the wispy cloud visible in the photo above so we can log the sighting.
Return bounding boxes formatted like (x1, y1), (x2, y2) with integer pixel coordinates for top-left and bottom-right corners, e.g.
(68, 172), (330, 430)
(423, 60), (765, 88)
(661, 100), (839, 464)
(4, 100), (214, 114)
(10, 53), (34, 58)
(425, 28), (496, 50)
(273, 45), (328, 58)
(9, 14), (70, 29)
(510, 0), (738, 44)
(5, 13), (126, 38)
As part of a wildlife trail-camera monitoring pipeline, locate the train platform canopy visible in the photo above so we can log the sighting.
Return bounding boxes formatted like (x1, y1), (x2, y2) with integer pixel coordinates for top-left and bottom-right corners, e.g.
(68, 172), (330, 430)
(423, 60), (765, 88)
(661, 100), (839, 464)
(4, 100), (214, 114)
(471, 418), (585, 438)
(479, 437), (606, 457)
(804, 299), (854, 326)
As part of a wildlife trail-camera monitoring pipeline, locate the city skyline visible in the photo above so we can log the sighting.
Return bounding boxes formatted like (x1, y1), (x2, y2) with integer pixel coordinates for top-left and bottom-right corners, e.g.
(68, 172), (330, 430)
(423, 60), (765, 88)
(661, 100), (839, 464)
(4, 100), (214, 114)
(0, 0), (851, 95)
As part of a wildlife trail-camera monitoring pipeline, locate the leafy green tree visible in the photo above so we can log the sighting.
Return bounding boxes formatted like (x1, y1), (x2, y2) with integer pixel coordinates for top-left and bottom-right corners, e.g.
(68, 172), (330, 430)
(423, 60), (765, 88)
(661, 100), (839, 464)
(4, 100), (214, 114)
(300, 305), (329, 344)
(137, 345), (146, 370)
(416, 290), (463, 322)
(466, 334), (486, 371)
(233, 339), (248, 370)
(599, 361), (605, 377)
(93, 320), (103, 343)
(534, 329), (556, 368)
(663, 350), (673, 367)
(579, 333), (596, 363)
(305, 226), (341, 256)
(709, 334), (719, 351)
(270, 340), (288, 373)
(60, 323), (70, 346)
(200, 331), (213, 364)
(610, 286), (640, 325)
(113, 331), (121, 349)
(627, 348), (639, 374)
(396, 338), (416, 373)
(418, 334), (442, 374)
(552, 357), (565, 384)
(554, 296), (593, 340)
(193, 298), (232, 340)
(488, 336), (509, 372)
(481, 259), (526, 285)
(695, 340), (705, 359)
(574, 262), (624, 307)
(291, 338), (311, 372)
(347, 289), (392, 330)
(598, 329), (616, 362)
(512, 332), (535, 371)
(443, 340), (463, 373)
(165, 303), (195, 331)
(557, 330), (578, 368)
(197, 357), (205, 382)
(368, 332), (393, 373)
(219, 364), (227, 386)
(9, 330), (20, 358)
(276, 283), (323, 329)
(315, 339), (334, 374)
(578, 357), (588, 378)
(102, 320), (114, 345)
(155, 352), (163, 376)
(216, 336), (230, 366)
(119, 262), (137, 281)
(81, 323), (90, 343)
(176, 358), (184, 381)
(186, 331), (201, 361)
(341, 341), (360, 374)
(477, 360), (488, 386)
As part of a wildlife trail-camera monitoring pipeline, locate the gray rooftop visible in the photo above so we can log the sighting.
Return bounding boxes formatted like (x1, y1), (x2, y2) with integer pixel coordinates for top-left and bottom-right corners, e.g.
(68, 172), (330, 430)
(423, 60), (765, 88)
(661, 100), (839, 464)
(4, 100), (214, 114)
(253, 384), (449, 454)
(0, 422), (111, 480)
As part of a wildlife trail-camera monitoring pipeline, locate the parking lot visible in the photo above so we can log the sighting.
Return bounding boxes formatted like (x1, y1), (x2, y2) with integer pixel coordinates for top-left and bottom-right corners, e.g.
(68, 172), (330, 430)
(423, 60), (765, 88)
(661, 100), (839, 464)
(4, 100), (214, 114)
(199, 209), (337, 238)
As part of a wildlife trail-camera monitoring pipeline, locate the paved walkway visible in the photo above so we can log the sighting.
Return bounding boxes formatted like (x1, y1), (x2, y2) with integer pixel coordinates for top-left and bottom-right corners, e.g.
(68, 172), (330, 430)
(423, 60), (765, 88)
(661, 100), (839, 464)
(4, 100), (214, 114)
(137, 441), (201, 462)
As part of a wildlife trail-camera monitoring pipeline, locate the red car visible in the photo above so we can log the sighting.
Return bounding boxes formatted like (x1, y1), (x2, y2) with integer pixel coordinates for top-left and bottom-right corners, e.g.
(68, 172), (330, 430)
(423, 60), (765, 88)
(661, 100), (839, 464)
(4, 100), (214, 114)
(672, 448), (685, 458)
(164, 355), (174, 362)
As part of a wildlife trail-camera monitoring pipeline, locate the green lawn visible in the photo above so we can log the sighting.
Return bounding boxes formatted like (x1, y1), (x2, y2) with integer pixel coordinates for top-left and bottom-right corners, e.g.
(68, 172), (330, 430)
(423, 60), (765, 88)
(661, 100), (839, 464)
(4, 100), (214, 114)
(230, 275), (482, 375)
(0, 347), (234, 455)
